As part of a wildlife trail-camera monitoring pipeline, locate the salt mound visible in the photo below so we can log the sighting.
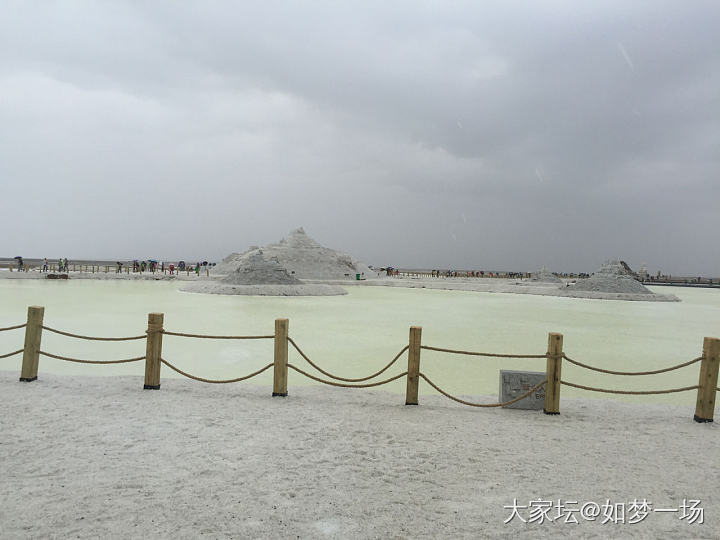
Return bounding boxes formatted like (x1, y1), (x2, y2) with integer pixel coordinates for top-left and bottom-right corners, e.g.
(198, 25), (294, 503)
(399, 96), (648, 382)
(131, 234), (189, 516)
(220, 250), (301, 285)
(530, 267), (562, 283)
(182, 248), (347, 296)
(568, 260), (653, 294)
(214, 227), (373, 280)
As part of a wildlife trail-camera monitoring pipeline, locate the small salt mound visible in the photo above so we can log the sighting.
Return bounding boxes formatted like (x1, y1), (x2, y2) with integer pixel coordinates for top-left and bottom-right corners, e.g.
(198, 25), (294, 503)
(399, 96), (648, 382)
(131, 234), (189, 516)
(568, 260), (653, 294)
(212, 246), (261, 275)
(212, 252), (243, 275)
(530, 267), (562, 283)
(220, 250), (301, 285)
(181, 250), (347, 296)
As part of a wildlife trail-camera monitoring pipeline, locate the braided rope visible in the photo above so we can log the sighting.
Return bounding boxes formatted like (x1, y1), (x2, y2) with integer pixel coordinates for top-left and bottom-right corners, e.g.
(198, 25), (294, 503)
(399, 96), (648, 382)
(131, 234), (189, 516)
(160, 358), (274, 383)
(288, 337), (408, 382)
(560, 380), (699, 395)
(287, 363), (408, 388)
(0, 323), (26, 332)
(421, 345), (546, 359)
(162, 330), (274, 340)
(419, 373), (546, 407)
(42, 326), (146, 341)
(39, 351), (145, 364)
(0, 349), (24, 359)
(563, 353), (703, 376)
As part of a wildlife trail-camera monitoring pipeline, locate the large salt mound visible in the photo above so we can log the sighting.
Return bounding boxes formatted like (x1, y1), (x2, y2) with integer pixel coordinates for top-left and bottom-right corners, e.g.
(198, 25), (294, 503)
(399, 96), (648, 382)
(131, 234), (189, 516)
(214, 227), (373, 280)
(568, 260), (653, 294)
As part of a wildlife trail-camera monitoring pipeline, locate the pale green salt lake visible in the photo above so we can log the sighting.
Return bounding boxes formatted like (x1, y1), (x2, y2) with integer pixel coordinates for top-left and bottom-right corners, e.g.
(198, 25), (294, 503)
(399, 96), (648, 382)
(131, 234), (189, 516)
(1, 279), (718, 406)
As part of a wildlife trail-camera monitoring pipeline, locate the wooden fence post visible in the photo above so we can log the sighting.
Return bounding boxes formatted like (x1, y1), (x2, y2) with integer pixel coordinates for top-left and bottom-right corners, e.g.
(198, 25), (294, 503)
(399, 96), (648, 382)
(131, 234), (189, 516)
(694, 337), (720, 423)
(405, 326), (422, 405)
(20, 306), (44, 382)
(544, 332), (563, 415)
(143, 313), (164, 389)
(273, 318), (289, 396)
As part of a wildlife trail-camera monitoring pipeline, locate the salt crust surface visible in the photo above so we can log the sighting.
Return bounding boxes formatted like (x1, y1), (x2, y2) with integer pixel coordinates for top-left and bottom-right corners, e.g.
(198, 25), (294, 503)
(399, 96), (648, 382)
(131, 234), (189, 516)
(0, 270), (680, 301)
(315, 277), (680, 302)
(1, 372), (717, 539)
(181, 282), (347, 296)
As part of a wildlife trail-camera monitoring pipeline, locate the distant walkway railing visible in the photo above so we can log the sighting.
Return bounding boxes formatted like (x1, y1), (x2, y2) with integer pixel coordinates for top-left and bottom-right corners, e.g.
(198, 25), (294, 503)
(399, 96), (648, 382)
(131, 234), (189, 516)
(2, 306), (718, 423)
(6, 262), (212, 277)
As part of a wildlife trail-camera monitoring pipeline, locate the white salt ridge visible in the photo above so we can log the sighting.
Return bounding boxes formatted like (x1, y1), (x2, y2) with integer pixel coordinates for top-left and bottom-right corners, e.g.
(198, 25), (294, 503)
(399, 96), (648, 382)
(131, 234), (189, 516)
(569, 260), (653, 294)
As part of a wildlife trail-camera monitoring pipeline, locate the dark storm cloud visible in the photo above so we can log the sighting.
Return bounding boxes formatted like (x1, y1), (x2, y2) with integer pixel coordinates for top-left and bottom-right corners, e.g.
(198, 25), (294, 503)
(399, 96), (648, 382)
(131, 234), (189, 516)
(1, 1), (718, 274)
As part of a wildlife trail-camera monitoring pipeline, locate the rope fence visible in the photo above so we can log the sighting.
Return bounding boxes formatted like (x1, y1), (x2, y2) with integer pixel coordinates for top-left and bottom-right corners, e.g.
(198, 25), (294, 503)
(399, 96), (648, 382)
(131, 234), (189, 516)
(39, 351), (145, 365)
(0, 323), (26, 332)
(288, 337), (408, 382)
(420, 373), (546, 408)
(160, 358), (274, 384)
(41, 325), (146, 341)
(421, 345), (547, 359)
(562, 353), (703, 376)
(287, 364), (408, 388)
(162, 330), (274, 340)
(560, 380), (700, 396)
(5, 306), (720, 423)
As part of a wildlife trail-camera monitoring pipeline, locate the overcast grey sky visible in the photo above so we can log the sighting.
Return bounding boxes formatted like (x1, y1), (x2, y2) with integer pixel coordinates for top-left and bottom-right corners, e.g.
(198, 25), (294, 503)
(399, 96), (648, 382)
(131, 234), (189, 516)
(2, 1), (718, 274)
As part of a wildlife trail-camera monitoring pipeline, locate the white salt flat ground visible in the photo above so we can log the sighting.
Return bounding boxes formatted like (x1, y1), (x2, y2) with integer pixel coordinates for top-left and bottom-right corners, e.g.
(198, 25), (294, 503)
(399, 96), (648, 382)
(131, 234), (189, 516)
(1, 373), (718, 539)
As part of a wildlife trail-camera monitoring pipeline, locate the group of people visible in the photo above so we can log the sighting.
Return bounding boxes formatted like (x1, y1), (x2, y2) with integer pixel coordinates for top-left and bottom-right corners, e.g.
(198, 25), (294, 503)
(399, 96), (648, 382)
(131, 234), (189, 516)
(114, 260), (214, 275)
(430, 270), (488, 278)
(12, 257), (216, 274)
(38, 257), (69, 272)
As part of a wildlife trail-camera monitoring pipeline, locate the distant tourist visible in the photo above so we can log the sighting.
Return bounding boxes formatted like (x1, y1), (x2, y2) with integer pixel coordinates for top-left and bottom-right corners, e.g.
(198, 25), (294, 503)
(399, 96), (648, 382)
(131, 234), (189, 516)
(42, 258), (48, 272)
